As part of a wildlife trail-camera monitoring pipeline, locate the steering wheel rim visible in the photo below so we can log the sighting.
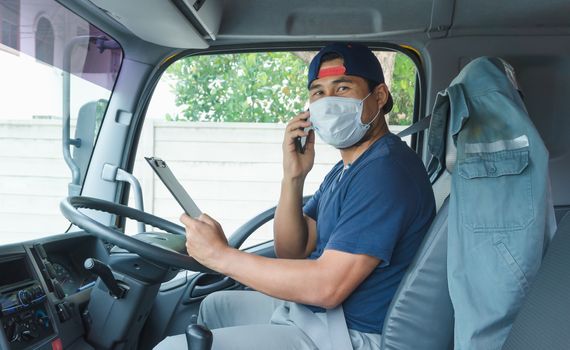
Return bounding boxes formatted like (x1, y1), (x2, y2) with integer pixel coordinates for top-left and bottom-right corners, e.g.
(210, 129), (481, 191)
(60, 196), (212, 272)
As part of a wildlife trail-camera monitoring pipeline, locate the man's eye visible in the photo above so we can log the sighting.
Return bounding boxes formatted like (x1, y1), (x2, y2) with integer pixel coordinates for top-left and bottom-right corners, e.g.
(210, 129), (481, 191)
(338, 86), (349, 92)
(312, 91), (323, 96)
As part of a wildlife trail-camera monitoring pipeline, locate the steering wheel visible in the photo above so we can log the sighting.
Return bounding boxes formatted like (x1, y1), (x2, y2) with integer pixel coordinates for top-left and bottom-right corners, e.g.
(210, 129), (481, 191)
(60, 196), (212, 272)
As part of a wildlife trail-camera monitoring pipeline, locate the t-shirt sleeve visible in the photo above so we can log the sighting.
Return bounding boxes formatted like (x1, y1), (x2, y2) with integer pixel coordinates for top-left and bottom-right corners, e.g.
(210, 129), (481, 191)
(304, 161), (343, 221)
(325, 161), (412, 267)
(303, 185), (322, 221)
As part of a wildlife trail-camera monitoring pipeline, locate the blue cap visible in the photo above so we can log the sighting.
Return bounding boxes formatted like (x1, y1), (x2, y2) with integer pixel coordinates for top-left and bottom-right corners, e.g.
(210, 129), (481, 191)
(308, 42), (393, 112)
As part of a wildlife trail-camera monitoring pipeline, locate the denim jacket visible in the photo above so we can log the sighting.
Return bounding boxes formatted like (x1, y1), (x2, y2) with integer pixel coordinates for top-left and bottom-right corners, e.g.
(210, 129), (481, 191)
(428, 57), (556, 350)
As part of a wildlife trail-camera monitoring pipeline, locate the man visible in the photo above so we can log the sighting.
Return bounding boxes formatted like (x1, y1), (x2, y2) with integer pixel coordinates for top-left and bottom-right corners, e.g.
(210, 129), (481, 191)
(156, 43), (435, 350)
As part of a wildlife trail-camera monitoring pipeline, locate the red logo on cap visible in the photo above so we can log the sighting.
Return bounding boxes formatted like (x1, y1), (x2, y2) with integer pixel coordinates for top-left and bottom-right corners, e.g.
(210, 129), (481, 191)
(317, 66), (347, 78)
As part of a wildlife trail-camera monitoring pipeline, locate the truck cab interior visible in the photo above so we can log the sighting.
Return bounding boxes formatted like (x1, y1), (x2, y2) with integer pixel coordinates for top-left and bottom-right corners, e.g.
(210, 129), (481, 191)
(1, 0), (570, 349)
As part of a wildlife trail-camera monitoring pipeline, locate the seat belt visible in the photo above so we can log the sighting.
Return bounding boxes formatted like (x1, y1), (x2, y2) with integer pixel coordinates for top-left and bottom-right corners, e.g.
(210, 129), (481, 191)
(282, 303), (352, 350)
(326, 306), (353, 350)
(396, 114), (432, 138)
(397, 114), (440, 181)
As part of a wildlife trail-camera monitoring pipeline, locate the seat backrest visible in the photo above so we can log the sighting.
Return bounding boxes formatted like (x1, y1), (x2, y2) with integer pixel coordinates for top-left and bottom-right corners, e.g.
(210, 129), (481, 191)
(501, 212), (570, 350)
(380, 195), (453, 349)
(382, 56), (554, 350)
(380, 196), (454, 350)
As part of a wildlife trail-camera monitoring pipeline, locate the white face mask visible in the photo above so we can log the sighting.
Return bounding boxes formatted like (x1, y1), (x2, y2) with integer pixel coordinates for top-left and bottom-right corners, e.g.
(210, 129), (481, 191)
(309, 93), (381, 149)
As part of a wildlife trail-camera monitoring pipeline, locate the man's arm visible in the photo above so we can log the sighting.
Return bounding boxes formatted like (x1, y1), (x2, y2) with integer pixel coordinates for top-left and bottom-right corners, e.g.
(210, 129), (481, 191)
(221, 248), (379, 309)
(273, 178), (317, 259)
(184, 213), (379, 309)
(273, 112), (316, 259)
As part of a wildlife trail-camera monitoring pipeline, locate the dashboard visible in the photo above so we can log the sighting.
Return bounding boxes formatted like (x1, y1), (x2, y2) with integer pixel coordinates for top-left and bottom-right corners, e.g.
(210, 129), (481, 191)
(0, 232), (107, 350)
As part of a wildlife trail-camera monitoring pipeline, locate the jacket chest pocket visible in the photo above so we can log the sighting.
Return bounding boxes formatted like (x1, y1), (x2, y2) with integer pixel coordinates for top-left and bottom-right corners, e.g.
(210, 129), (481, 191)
(456, 148), (533, 231)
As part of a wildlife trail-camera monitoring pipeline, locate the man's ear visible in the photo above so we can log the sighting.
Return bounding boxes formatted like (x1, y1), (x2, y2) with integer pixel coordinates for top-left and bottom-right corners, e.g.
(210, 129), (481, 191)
(374, 84), (390, 111)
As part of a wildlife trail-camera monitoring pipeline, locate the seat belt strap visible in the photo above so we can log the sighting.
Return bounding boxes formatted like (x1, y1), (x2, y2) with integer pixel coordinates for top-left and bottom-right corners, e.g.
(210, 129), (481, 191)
(283, 303), (353, 350)
(286, 303), (332, 349)
(397, 115), (432, 138)
(326, 306), (353, 350)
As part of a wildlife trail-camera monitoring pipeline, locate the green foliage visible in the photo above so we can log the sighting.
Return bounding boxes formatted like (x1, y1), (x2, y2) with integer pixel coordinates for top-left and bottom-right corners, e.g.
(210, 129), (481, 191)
(166, 51), (417, 125)
(167, 52), (308, 123)
(388, 54), (416, 125)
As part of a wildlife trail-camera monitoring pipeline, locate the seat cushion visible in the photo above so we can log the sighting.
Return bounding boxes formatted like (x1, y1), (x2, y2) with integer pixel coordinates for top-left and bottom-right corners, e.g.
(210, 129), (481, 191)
(502, 213), (570, 350)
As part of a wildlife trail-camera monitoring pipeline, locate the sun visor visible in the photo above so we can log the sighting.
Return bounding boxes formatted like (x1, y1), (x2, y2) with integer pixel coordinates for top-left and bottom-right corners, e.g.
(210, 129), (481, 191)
(89, 0), (222, 48)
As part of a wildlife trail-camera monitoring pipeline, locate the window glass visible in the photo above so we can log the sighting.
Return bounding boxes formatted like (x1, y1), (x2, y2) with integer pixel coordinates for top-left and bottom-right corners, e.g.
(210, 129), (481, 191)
(0, 0), (123, 244)
(130, 50), (417, 248)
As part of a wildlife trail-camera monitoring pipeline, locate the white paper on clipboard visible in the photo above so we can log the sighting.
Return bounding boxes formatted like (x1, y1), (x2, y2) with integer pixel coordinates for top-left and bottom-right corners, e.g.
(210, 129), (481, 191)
(145, 157), (202, 218)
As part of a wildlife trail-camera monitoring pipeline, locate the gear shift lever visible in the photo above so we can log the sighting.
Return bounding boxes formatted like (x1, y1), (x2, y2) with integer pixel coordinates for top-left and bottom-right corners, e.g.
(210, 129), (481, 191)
(84, 258), (126, 299)
(186, 324), (213, 350)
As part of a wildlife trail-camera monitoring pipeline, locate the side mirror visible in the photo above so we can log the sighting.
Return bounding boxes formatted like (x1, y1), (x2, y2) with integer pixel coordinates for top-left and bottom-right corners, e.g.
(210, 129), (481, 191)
(63, 99), (107, 196)
(73, 100), (105, 180)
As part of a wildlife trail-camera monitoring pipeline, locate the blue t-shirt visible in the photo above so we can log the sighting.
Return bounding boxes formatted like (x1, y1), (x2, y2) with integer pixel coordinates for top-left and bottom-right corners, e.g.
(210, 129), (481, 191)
(303, 133), (435, 334)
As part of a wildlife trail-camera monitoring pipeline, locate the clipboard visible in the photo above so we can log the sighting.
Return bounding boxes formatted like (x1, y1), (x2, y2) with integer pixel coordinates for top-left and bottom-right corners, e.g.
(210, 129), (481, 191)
(145, 157), (202, 218)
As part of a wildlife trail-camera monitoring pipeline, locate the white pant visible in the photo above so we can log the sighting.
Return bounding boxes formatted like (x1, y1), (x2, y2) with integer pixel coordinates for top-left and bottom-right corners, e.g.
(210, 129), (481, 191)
(155, 290), (381, 350)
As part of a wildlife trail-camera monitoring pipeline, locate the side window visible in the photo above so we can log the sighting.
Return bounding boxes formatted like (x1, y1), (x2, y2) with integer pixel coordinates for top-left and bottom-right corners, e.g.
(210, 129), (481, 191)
(129, 50), (418, 248)
(0, 0), (122, 244)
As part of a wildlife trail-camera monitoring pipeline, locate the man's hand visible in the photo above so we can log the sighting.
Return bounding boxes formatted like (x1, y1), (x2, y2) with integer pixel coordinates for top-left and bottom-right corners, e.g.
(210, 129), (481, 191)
(181, 213), (230, 271)
(282, 112), (315, 181)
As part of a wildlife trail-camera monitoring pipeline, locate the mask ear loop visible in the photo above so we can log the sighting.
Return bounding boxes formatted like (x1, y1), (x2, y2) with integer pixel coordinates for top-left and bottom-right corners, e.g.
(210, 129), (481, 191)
(360, 91), (381, 128)
(360, 92), (373, 104)
(364, 108), (382, 129)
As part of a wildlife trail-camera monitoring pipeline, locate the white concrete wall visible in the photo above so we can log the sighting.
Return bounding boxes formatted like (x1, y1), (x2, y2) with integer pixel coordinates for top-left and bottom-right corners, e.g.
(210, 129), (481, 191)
(0, 120), (72, 244)
(0, 120), (408, 247)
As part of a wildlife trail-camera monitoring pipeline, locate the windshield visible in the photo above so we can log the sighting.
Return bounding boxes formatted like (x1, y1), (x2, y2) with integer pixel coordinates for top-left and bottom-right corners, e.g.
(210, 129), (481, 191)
(0, 0), (123, 244)
(129, 50), (417, 248)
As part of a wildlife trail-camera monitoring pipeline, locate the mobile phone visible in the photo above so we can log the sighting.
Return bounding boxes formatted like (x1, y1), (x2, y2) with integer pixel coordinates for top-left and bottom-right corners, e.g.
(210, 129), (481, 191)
(296, 133), (308, 153)
(295, 115), (312, 154)
(145, 157), (202, 218)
